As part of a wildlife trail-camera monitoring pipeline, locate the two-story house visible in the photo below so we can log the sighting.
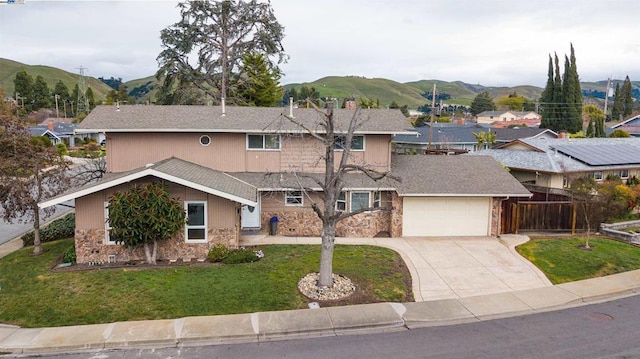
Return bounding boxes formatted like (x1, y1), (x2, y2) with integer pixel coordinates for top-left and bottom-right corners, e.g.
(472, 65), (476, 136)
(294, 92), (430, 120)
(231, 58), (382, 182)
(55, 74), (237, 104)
(40, 105), (530, 264)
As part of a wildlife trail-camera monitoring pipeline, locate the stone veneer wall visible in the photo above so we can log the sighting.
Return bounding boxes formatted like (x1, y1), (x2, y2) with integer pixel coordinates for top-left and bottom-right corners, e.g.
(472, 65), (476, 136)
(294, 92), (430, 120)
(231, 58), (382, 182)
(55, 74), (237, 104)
(491, 198), (501, 236)
(390, 192), (403, 237)
(74, 227), (238, 264)
(261, 210), (392, 237)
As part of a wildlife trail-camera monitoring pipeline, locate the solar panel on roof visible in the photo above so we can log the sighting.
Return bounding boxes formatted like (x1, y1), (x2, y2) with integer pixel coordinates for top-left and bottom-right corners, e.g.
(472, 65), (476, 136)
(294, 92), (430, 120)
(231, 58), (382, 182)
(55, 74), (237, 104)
(554, 144), (640, 166)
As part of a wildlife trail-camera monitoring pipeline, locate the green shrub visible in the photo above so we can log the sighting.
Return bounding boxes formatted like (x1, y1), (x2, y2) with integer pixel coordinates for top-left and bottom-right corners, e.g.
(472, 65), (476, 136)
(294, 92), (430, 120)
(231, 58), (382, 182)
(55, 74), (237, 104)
(22, 213), (75, 246)
(207, 242), (230, 262)
(62, 245), (76, 264)
(55, 142), (68, 156)
(221, 248), (260, 264)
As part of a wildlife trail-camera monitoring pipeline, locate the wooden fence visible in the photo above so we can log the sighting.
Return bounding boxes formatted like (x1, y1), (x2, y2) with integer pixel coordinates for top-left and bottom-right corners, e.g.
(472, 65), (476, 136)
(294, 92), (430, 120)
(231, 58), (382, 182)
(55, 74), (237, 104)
(502, 200), (580, 234)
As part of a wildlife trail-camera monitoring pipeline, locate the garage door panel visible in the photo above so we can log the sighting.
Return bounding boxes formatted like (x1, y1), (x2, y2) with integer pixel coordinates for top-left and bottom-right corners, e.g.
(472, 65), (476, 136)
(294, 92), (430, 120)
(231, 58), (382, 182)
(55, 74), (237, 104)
(402, 197), (490, 236)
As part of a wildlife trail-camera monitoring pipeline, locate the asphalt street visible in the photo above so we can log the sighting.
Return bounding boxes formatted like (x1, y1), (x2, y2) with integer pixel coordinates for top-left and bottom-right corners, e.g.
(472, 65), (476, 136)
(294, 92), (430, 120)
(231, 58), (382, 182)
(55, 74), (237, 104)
(0, 201), (73, 245)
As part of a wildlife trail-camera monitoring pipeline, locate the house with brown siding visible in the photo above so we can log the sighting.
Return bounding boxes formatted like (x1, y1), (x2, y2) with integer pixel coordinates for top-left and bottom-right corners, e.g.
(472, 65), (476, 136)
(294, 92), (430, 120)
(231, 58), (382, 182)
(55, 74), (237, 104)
(40, 105), (530, 264)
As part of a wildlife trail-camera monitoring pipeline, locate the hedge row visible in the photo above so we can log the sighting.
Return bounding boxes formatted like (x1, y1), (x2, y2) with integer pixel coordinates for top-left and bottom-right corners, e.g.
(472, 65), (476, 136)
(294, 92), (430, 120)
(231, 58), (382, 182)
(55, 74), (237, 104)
(21, 213), (75, 246)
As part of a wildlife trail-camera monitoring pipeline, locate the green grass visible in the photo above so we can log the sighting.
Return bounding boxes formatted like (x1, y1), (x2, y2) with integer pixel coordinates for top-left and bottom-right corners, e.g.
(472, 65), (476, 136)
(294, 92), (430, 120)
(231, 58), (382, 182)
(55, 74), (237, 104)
(516, 237), (640, 284)
(0, 239), (412, 328)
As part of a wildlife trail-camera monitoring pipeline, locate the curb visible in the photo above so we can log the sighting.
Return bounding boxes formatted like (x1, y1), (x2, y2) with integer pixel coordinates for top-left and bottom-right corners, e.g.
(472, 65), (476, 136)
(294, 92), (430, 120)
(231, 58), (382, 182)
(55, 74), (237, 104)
(1, 272), (639, 355)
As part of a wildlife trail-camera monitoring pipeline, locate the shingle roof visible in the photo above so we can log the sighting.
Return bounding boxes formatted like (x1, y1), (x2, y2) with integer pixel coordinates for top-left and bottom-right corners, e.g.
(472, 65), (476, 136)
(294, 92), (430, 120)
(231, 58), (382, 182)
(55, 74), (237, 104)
(39, 157), (257, 208)
(76, 105), (414, 135)
(391, 155), (531, 196)
(392, 125), (552, 146)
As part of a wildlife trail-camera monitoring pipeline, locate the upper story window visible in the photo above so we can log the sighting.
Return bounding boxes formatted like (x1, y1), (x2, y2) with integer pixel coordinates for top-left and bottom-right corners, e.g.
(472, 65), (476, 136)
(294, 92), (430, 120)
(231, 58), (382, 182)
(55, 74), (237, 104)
(185, 201), (207, 243)
(334, 135), (364, 151)
(247, 134), (280, 150)
(285, 191), (303, 206)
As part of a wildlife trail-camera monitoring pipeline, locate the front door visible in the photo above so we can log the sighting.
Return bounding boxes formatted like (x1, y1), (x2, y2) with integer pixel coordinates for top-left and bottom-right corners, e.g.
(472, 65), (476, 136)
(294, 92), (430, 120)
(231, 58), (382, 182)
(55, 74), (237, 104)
(241, 199), (261, 229)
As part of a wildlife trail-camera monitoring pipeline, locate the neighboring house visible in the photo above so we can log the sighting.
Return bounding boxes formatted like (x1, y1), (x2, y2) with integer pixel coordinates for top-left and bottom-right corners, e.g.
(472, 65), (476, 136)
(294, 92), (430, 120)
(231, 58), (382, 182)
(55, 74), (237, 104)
(39, 105), (530, 264)
(469, 137), (640, 189)
(392, 123), (556, 153)
(28, 121), (75, 146)
(476, 111), (541, 125)
(610, 114), (640, 137)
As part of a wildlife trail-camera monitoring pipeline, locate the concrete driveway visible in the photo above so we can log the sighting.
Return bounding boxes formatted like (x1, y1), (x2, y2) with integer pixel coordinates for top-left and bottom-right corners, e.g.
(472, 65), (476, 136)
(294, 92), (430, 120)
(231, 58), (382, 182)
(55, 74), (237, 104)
(240, 234), (552, 302)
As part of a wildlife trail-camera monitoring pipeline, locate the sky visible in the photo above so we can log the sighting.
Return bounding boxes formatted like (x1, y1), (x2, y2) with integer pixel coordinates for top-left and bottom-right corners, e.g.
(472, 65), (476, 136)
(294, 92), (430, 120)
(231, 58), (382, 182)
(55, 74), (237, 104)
(0, 0), (639, 87)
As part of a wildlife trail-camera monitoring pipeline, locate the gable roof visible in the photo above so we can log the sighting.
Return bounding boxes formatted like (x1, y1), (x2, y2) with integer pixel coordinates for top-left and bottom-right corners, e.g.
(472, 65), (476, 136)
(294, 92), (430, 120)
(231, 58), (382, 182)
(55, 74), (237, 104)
(391, 155), (531, 197)
(610, 114), (640, 129)
(39, 157), (258, 209)
(76, 105), (414, 135)
(392, 125), (554, 146)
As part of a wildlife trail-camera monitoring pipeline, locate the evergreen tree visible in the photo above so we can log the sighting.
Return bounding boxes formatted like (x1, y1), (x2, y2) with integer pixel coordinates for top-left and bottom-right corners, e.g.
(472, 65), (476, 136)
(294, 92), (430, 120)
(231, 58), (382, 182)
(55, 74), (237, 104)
(621, 76), (633, 117)
(595, 117), (606, 137)
(86, 87), (96, 110)
(32, 75), (51, 110)
(53, 81), (71, 117)
(289, 87), (298, 104)
(564, 44), (583, 132)
(552, 53), (564, 130)
(539, 55), (555, 129)
(13, 70), (34, 112)
(239, 52), (283, 106)
(470, 91), (496, 116)
(612, 82), (623, 121)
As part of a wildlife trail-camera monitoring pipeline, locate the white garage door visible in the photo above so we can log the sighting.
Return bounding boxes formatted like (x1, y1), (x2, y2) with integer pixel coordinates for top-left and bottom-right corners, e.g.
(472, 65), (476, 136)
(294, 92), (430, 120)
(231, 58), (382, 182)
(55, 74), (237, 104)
(402, 197), (491, 236)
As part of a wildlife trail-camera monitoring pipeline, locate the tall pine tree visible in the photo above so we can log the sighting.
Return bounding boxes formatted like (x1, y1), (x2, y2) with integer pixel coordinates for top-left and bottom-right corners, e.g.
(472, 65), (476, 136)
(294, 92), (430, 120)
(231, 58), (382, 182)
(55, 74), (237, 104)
(612, 82), (623, 121)
(552, 53), (564, 130)
(539, 55), (555, 129)
(566, 44), (583, 132)
(621, 76), (633, 117)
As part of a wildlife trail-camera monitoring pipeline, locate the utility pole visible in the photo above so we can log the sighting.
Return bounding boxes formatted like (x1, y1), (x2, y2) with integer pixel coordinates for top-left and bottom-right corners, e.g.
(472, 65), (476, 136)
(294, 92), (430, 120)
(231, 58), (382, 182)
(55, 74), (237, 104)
(603, 77), (611, 120)
(427, 83), (437, 152)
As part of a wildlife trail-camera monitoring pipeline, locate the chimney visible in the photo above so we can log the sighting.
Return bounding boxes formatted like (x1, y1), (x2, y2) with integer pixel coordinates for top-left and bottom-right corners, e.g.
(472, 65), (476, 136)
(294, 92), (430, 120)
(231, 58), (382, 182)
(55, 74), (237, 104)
(48, 120), (54, 131)
(289, 97), (294, 118)
(221, 97), (226, 117)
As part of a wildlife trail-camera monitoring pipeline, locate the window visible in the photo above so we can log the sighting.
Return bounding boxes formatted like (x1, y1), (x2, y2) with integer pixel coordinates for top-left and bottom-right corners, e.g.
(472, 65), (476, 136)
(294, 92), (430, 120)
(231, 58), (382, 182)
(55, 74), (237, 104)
(373, 191), (381, 208)
(350, 192), (370, 212)
(334, 135), (365, 151)
(247, 134), (280, 150)
(336, 192), (347, 211)
(199, 135), (211, 146)
(593, 171), (603, 181)
(104, 202), (116, 245)
(185, 201), (207, 242)
(614, 170), (629, 179)
(285, 191), (303, 206)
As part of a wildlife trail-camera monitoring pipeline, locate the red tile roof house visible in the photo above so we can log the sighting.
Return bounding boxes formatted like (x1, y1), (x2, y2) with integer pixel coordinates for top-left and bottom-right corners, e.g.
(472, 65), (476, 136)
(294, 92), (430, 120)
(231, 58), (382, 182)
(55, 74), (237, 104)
(39, 105), (530, 265)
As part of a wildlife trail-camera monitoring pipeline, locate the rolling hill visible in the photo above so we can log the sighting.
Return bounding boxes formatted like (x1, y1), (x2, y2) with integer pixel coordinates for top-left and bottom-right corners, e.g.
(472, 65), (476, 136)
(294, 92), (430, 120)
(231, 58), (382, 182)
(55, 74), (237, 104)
(0, 58), (114, 102)
(2, 58), (637, 109)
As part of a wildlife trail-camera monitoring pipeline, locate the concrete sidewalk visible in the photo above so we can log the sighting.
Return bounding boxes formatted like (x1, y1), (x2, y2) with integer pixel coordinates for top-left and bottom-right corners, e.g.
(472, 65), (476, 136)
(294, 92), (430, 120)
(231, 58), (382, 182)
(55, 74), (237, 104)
(1, 271), (639, 355)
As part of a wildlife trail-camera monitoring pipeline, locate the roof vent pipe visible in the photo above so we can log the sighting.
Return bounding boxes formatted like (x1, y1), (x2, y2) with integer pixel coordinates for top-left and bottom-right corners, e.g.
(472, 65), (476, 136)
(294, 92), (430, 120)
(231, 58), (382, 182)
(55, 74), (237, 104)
(289, 97), (294, 118)
(221, 97), (226, 117)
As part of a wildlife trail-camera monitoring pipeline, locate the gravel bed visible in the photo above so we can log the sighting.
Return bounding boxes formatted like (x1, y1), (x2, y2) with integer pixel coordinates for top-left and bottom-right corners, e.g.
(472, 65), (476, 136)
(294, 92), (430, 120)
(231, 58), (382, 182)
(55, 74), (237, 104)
(297, 272), (356, 301)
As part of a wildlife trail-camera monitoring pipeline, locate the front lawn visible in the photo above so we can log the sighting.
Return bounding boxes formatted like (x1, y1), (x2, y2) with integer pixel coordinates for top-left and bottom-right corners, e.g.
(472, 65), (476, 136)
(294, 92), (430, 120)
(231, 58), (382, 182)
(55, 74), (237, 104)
(0, 239), (412, 328)
(516, 237), (640, 284)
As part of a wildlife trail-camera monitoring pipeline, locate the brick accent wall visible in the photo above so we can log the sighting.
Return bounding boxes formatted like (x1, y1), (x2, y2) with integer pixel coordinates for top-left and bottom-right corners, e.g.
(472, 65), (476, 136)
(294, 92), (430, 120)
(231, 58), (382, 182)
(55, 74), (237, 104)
(74, 226), (238, 264)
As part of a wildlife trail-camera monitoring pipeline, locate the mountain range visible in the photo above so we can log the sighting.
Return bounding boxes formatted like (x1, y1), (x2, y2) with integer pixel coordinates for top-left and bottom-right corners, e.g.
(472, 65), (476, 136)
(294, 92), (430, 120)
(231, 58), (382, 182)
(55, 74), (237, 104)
(1, 58), (637, 109)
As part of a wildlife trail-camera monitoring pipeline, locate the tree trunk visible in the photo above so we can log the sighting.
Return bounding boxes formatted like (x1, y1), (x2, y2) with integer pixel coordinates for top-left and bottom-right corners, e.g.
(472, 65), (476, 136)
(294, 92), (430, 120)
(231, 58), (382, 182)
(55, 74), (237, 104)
(32, 209), (43, 255)
(318, 221), (336, 287)
(144, 241), (157, 265)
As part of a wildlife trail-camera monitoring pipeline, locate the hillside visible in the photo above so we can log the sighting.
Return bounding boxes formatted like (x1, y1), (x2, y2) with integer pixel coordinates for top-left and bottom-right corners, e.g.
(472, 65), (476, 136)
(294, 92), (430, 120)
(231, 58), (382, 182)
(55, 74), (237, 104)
(0, 58), (114, 101)
(3, 58), (636, 109)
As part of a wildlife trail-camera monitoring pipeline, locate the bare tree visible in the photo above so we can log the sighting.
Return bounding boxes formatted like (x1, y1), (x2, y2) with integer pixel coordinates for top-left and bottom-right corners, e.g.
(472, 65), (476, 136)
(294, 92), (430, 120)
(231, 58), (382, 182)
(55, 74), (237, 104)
(70, 156), (107, 187)
(0, 109), (70, 254)
(570, 176), (606, 249)
(281, 103), (397, 287)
